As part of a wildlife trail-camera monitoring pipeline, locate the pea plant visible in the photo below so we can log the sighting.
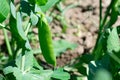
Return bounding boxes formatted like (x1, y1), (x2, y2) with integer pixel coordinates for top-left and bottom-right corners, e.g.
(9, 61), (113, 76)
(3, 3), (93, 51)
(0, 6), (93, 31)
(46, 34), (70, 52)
(0, 0), (120, 80)
(92, 0), (120, 79)
(67, 0), (120, 80)
(0, 0), (70, 80)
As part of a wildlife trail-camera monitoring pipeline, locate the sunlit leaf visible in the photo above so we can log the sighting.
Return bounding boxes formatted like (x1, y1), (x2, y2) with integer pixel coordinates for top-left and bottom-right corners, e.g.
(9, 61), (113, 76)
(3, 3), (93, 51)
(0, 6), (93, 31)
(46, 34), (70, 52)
(0, 0), (10, 23)
(52, 68), (70, 80)
(15, 51), (33, 71)
(30, 13), (39, 26)
(107, 27), (120, 52)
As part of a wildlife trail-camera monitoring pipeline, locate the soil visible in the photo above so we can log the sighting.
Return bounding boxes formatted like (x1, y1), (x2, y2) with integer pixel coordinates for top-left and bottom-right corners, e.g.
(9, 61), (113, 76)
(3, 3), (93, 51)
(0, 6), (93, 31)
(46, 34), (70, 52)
(51, 0), (110, 67)
(0, 0), (111, 67)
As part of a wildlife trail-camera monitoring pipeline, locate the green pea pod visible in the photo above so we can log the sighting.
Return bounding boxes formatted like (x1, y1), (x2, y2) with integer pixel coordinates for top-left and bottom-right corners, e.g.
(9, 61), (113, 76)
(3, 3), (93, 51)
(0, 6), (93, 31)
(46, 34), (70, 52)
(28, 0), (48, 6)
(36, 0), (48, 6)
(37, 15), (56, 66)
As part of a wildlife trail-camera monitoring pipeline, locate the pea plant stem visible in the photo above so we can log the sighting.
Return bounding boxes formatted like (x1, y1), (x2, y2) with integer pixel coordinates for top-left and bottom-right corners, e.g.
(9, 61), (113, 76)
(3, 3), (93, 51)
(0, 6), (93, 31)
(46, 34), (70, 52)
(92, 0), (113, 58)
(100, 0), (112, 32)
(108, 52), (120, 65)
(3, 28), (13, 57)
(99, 0), (102, 26)
(93, 0), (120, 61)
(0, 23), (10, 31)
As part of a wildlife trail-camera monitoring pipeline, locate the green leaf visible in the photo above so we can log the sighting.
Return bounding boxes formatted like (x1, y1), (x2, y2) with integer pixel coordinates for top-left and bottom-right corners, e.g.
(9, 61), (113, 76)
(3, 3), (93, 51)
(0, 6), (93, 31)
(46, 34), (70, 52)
(40, 0), (60, 12)
(16, 12), (27, 41)
(33, 57), (43, 70)
(3, 50), (52, 80)
(5, 67), (47, 80)
(94, 69), (112, 80)
(13, 67), (22, 80)
(9, 12), (29, 49)
(107, 27), (120, 52)
(39, 70), (53, 80)
(29, 69), (53, 80)
(0, 0), (10, 23)
(22, 73), (42, 80)
(15, 51), (33, 71)
(53, 39), (78, 56)
(4, 52), (52, 80)
(10, 2), (16, 18)
(52, 68), (70, 80)
(3, 65), (52, 80)
(30, 13), (39, 26)
(3, 66), (14, 75)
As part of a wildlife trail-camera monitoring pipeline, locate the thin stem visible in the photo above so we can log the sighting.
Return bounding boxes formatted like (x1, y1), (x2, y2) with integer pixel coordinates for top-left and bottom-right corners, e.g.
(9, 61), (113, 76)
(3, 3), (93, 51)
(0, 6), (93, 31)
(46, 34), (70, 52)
(3, 28), (13, 57)
(99, 0), (102, 26)
(100, 0), (113, 31)
(16, 48), (22, 57)
(92, 1), (113, 59)
(108, 52), (120, 65)
(0, 23), (10, 31)
(25, 23), (31, 36)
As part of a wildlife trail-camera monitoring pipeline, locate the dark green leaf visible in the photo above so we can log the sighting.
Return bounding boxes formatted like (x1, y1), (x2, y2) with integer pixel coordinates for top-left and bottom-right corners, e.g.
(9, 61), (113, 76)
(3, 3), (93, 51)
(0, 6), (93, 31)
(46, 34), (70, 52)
(21, 1), (31, 15)
(28, 0), (35, 5)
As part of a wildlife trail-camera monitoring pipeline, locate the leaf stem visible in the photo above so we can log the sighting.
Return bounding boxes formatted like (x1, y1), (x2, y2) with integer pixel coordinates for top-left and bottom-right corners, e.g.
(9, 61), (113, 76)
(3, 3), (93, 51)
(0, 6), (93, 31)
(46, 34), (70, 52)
(0, 23), (10, 31)
(3, 28), (13, 57)
(25, 23), (31, 36)
(108, 52), (120, 65)
(100, 0), (113, 31)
